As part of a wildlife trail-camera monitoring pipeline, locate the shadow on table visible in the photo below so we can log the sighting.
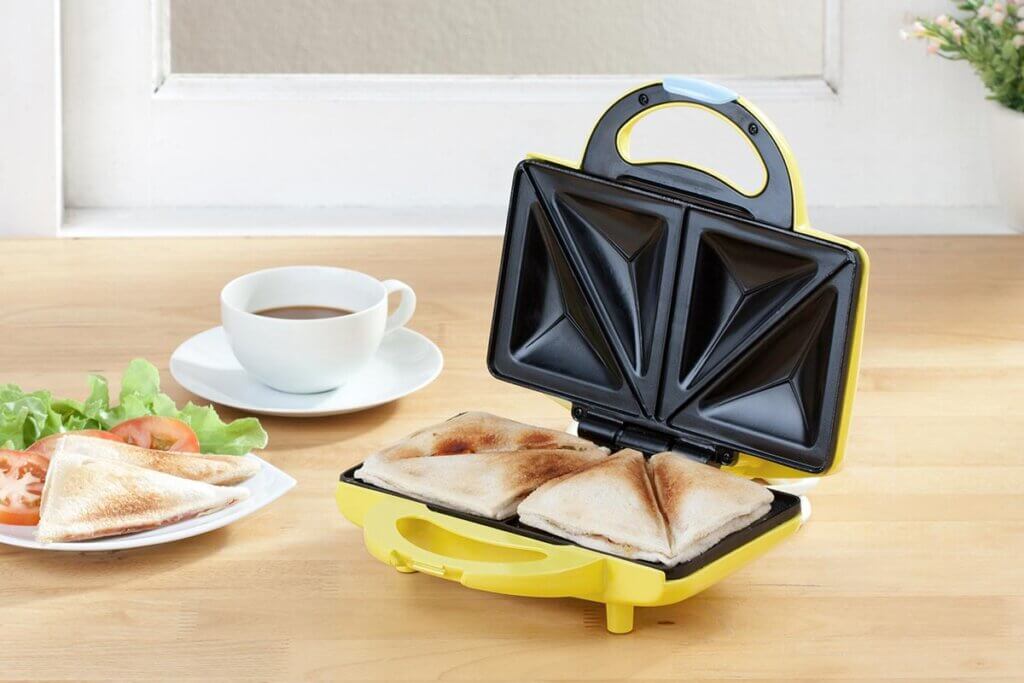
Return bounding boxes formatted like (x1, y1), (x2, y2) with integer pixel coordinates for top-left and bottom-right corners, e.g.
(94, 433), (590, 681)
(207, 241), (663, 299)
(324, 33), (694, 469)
(252, 400), (402, 453)
(3, 525), (234, 608)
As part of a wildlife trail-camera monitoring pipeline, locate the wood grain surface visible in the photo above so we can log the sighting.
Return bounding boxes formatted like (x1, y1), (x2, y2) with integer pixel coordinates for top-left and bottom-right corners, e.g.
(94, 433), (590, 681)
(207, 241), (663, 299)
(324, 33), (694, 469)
(1, 236), (1022, 681)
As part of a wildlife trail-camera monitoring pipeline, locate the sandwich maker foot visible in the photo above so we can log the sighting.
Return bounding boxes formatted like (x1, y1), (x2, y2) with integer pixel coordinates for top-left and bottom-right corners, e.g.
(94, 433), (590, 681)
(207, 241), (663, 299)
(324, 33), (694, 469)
(605, 603), (634, 634)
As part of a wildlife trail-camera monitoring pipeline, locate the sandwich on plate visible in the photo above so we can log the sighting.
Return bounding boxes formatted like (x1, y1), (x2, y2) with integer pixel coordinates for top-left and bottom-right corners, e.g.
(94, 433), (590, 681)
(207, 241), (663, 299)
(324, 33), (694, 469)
(36, 451), (250, 543)
(356, 412), (609, 519)
(517, 449), (773, 566)
(49, 434), (259, 486)
(0, 361), (270, 545)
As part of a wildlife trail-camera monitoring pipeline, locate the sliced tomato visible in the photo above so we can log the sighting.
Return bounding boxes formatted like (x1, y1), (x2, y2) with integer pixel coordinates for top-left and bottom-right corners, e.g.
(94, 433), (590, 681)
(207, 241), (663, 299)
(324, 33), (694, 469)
(28, 429), (124, 460)
(0, 450), (47, 526)
(111, 416), (200, 452)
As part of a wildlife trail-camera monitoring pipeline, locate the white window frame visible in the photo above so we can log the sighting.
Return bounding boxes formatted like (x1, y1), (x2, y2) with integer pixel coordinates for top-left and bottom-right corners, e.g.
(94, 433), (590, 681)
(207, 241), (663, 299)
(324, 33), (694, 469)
(0, 0), (1008, 237)
(0, 0), (62, 236)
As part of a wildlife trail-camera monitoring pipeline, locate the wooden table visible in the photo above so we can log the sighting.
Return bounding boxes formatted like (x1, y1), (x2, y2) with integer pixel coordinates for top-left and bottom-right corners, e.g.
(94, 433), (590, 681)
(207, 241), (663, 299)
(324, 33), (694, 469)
(2, 236), (1022, 681)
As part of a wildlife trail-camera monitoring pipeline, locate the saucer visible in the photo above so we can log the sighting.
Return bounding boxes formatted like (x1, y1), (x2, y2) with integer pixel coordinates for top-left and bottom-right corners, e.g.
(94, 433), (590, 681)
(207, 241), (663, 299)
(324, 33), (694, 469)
(170, 326), (443, 417)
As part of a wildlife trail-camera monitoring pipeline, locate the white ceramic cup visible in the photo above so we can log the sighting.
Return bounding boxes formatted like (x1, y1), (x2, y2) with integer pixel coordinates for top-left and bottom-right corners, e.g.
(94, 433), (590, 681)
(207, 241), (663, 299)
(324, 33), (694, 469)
(220, 266), (416, 393)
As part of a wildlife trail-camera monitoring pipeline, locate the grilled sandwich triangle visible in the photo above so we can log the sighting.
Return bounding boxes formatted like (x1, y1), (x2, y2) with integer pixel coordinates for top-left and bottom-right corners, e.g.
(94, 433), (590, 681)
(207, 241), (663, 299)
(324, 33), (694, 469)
(517, 449), (673, 563)
(648, 451), (774, 565)
(356, 448), (609, 519)
(37, 451), (249, 543)
(517, 449), (773, 566)
(361, 411), (603, 467)
(52, 434), (259, 486)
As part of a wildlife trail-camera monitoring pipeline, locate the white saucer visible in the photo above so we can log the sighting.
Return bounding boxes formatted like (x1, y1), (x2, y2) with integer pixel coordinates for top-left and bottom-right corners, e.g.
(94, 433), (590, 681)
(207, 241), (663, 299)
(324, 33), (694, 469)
(0, 454), (295, 552)
(170, 326), (443, 417)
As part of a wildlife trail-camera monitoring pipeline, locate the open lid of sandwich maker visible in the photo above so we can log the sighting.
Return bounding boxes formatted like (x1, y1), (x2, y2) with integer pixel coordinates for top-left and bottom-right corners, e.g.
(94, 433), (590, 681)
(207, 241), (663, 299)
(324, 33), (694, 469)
(487, 78), (867, 477)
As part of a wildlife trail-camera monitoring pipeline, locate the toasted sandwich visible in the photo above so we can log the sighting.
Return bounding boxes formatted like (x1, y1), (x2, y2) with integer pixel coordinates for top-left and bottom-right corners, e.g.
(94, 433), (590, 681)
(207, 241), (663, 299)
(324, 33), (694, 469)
(361, 411), (603, 468)
(516, 450), (673, 563)
(52, 434), (259, 486)
(517, 449), (773, 566)
(648, 451), (773, 565)
(356, 447), (609, 519)
(36, 451), (249, 543)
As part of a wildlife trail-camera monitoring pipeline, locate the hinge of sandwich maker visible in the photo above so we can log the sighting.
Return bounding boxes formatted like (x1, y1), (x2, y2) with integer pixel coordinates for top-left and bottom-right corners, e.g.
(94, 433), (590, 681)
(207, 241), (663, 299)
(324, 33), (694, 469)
(573, 407), (736, 467)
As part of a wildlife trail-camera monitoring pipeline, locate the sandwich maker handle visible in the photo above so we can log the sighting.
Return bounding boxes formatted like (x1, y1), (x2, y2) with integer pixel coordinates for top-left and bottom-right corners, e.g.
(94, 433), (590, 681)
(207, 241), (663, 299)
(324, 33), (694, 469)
(362, 498), (606, 598)
(580, 77), (807, 230)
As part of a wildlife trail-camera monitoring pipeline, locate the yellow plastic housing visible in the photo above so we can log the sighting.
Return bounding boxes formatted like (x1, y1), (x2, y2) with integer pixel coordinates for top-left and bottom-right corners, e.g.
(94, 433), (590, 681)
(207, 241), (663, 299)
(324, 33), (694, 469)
(336, 481), (802, 634)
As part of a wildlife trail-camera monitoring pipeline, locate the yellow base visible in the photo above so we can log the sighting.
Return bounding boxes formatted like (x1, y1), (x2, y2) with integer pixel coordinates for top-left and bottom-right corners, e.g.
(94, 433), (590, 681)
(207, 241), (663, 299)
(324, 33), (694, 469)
(336, 481), (802, 633)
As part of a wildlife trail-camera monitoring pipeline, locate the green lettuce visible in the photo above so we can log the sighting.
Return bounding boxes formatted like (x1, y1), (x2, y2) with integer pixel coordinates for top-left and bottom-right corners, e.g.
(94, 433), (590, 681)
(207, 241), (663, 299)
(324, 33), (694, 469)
(0, 359), (267, 455)
(0, 386), (63, 449)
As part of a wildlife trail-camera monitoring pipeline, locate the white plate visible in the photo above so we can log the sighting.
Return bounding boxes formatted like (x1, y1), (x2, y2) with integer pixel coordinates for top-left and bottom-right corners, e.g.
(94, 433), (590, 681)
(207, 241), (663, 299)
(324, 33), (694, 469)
(169, 326), (443, 417)
(0, 453), (295, 552)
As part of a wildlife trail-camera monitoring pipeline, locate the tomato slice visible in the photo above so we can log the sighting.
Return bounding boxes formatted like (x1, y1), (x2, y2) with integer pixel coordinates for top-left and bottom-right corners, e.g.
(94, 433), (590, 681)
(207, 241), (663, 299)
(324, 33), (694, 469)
(111, 416), (200, 452)
(0, 450), (47, 526)
(27, 429), (124, 461)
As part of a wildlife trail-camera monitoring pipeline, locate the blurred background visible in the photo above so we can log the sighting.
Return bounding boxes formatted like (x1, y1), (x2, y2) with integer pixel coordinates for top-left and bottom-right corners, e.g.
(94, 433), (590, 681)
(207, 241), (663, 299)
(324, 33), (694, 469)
(170, 0), (824, 76)
(1, 0), (1016, 236)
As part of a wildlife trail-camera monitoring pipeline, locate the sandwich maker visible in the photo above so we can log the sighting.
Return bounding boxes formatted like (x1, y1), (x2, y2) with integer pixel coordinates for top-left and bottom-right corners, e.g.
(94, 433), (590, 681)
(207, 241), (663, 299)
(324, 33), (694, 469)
(337, 77), (869, 634)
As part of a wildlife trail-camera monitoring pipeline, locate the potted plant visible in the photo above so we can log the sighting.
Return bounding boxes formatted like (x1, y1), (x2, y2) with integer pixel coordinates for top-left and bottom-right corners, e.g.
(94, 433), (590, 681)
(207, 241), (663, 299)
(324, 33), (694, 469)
(904, 1), (1024, 231)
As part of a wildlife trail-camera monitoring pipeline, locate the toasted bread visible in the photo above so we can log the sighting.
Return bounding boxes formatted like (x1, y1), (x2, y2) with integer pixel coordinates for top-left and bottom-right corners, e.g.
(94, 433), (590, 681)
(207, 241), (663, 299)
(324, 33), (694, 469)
(517, 450), (672, 563)
(648, 452), (772, 565)
(53, 434), (259, 486)
(356, 447), (609, 519)
(36, 451), (249, 543)
(517, 450), (773, 566)
(362, 412), (603, 468)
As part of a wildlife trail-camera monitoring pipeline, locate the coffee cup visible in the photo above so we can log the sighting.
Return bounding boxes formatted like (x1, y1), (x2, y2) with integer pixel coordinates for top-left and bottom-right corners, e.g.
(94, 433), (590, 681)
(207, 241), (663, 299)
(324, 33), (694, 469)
(220, 266), (416, 393)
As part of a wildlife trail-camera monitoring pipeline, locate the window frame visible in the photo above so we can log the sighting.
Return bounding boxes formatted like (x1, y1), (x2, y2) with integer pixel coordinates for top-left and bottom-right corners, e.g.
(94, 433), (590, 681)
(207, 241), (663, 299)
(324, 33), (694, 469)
(1, 0), (1008, 237)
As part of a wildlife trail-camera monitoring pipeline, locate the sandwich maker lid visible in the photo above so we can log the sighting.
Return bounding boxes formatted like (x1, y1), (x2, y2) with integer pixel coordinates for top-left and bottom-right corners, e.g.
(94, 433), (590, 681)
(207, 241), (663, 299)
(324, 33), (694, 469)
(487, 79), (864, 475)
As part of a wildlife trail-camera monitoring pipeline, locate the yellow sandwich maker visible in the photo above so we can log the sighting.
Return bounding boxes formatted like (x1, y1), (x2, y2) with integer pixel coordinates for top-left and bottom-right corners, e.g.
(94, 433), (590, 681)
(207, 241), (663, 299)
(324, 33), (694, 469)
(337, 77), (869, 634)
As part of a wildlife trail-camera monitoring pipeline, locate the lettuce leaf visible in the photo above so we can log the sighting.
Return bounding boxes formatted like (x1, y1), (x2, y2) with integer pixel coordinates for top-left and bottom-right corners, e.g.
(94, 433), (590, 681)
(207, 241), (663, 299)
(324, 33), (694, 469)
(0, 386), (63, 449)
(177, 403), (268, 457)
(0, 360), (267, 455)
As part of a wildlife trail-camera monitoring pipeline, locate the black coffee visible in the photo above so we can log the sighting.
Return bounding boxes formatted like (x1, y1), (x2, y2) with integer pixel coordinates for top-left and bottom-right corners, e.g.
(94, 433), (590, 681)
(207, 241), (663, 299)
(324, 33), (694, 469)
(253, 305), (355, 320)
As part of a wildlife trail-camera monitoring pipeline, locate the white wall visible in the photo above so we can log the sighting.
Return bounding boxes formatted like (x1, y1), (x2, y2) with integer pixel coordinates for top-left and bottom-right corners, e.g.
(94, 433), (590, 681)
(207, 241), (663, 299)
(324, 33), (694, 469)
(70, 0), (1001, 211)
(817, 0), (997, 209)
(0, 0), (1011, 235)
(0, 0), (61, 235)
(170, 0), (824, 76)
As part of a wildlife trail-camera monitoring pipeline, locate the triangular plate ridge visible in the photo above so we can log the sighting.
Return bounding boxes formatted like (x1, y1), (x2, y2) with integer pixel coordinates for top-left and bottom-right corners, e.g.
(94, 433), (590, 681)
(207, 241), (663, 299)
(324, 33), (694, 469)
(511, 202), (625, 388)
(555, 193), (668, 377)
(690, 287), (839, 446)
(679, 231), (817, 388)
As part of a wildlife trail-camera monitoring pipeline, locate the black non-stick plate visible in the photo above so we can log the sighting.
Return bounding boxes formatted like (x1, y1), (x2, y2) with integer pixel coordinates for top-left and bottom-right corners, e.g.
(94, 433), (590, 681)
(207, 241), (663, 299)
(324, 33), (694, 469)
(488, 160), (862, 474)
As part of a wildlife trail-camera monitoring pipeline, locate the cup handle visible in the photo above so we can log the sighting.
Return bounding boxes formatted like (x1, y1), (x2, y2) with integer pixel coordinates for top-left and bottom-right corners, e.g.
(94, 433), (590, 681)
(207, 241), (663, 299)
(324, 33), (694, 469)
(382, 279), (416, 333)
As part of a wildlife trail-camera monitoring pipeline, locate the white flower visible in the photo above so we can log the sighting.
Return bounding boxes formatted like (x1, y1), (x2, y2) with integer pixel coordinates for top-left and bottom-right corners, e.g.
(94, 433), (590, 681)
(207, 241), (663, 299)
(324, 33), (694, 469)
(953, 26), (964, 42)
(927, 40), (942, 54)
(994, 2), (1005, 12)
(936, 14), (951, 27)
(1014, 34), (1024, 47)
(979, 5), (992, 18)
(1017, 19), (1024, 30)
(902, 21), (927, 40)
(993, 11), (1007, 25)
